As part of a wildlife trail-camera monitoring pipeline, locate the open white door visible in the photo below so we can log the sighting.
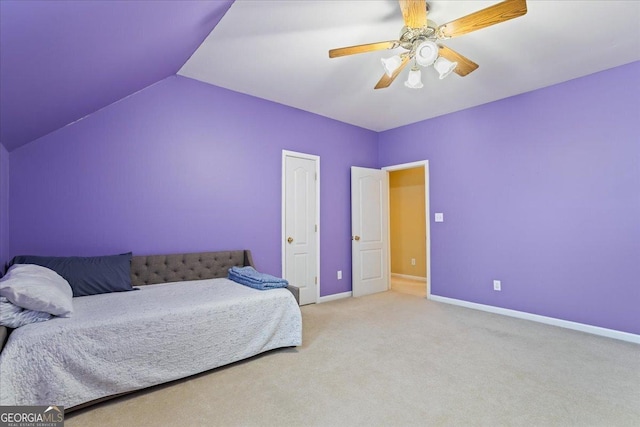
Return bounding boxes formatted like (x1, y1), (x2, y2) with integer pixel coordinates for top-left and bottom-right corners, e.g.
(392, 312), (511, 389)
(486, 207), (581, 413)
(351, 166), (389, 297)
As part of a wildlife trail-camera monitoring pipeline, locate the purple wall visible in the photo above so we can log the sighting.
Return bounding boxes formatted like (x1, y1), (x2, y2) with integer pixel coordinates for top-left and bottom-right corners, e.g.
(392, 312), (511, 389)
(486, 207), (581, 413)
(8, 76), (378, 296)
(379, 62), (640, 335)
(7, 60), (639, 333)
(0, 143), (8, 269)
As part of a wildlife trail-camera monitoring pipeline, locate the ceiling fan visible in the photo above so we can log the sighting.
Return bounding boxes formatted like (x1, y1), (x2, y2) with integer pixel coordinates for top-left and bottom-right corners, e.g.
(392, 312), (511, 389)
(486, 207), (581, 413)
(328, 0), (528, 89)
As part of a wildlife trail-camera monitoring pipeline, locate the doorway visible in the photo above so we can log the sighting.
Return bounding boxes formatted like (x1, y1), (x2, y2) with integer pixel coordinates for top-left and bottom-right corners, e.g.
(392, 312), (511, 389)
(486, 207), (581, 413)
(350, 161), (431, 299)
(383, 161), (430, 298)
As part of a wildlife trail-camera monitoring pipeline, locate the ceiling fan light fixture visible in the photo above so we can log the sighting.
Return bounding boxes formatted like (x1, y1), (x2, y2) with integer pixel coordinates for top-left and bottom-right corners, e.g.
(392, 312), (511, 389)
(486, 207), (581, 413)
(329, 0), (528, 90)
(381, 55), (403, 77)
(404, 67), (423, 89)
(415, 40), (438, 67)
(434, 57), (458, 79)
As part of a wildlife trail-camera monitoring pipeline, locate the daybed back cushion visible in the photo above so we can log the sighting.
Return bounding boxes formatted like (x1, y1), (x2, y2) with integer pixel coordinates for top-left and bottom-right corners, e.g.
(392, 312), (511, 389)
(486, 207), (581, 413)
(9, 253), (133, 297)
(131, 250), (253, 286)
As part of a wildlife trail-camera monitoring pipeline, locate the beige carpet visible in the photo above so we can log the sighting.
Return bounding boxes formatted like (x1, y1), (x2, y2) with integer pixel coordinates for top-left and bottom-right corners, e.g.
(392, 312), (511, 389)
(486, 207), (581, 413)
(66, 291), (640, 426)
(391, 275), (426, 297)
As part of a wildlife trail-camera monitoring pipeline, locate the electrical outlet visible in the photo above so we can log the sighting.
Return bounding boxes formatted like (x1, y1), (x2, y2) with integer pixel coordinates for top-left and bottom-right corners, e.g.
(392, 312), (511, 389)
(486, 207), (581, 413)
(337, 270), (342, 280)
(411, 258), (416, 266)
(493, 280), (501, 291)
(435, 213), (444, 222)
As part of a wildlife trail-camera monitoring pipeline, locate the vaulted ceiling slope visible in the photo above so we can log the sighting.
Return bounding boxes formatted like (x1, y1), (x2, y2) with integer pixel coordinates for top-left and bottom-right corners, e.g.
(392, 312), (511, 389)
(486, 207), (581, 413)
(0, 0), (234, 152)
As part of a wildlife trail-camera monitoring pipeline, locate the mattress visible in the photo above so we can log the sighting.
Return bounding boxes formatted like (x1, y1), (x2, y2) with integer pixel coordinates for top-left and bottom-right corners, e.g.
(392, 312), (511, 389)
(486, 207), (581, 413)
(0, 278), (301, 408)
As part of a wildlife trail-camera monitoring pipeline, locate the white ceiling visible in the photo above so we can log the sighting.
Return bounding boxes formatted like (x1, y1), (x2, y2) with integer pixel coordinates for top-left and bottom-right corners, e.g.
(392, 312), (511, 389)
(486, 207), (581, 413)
(179, 0), (640, 132)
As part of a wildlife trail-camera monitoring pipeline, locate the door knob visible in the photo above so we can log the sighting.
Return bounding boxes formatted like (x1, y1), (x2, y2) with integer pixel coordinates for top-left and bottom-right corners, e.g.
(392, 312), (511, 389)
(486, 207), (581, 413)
(287, 237), (294, 244)
(354, 235), (360, 241)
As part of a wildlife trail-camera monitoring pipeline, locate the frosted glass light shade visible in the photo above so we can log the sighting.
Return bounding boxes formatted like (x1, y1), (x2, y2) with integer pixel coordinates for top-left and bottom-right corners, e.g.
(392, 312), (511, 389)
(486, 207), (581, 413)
(381, 55), (403, 77)
(434, 57), (457, 79)
(404, 68), (423, 89)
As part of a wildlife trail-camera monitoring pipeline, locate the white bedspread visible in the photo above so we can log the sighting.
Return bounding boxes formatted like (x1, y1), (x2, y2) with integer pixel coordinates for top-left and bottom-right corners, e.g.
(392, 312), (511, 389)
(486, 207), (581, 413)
(0, 278), (301, 408)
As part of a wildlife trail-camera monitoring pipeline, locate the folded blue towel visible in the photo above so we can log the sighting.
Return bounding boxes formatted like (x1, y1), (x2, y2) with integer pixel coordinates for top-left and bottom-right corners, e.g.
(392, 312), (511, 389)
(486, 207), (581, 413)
(228, 266), (289, 290)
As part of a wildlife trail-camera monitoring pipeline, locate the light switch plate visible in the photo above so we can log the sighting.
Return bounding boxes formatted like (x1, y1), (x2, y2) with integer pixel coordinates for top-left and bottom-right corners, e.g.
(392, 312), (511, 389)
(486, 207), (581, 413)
(435, 213), (444, 222)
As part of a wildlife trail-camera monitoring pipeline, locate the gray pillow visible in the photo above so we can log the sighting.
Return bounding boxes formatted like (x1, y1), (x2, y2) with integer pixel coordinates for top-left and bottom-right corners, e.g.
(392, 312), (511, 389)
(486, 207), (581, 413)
(9, 253), (133, 297)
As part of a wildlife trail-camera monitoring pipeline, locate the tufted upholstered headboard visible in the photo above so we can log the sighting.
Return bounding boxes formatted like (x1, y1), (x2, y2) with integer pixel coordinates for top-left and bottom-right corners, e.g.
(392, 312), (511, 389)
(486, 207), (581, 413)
(130, 250), (254, 287)
(130, 249), (299, 304)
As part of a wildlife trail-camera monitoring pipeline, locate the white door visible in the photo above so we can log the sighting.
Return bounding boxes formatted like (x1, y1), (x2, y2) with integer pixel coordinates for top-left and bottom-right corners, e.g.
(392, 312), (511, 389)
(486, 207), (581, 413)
(283, 153), (318, 305)
(351, 166), (389, 297)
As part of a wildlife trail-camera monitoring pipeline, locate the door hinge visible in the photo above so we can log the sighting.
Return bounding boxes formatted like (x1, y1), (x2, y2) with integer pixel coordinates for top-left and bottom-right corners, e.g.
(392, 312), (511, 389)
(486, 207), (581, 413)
(315, 224), (318, 232)
(315, 276), (317, 285)
(315, 172), (317, 181)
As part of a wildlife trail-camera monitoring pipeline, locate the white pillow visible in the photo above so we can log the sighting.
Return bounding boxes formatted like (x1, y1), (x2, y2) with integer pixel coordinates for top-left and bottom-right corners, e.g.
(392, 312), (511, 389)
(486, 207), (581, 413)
(0, 264), (73, 317)
(0, 296), (52, 328)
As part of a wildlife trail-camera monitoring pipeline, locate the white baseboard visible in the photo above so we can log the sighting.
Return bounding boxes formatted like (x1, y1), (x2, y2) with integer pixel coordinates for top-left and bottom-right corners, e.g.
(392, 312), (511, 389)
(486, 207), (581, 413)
(318, 291), (352, 303)
(430, 295), (640, 344)
(391, 273), (427, 282)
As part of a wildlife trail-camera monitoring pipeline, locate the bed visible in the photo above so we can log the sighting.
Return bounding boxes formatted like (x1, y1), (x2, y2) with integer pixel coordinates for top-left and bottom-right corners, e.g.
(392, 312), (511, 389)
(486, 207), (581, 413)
(0, 250), (302, 410)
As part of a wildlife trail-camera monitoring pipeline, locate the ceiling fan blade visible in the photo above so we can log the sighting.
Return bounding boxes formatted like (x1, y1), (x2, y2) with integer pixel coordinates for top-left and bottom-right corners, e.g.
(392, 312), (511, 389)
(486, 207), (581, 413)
(438, 45), (479, 76)
(329, 41), (400, 58)
(437, 0), (527, 39)
(399, 0), (428, 28)
(374, 56), (411, 89)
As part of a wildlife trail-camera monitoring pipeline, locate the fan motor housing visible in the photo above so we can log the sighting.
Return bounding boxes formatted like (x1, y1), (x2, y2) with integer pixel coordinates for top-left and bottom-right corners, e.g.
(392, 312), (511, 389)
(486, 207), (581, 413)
(399, 20), (438, 50)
